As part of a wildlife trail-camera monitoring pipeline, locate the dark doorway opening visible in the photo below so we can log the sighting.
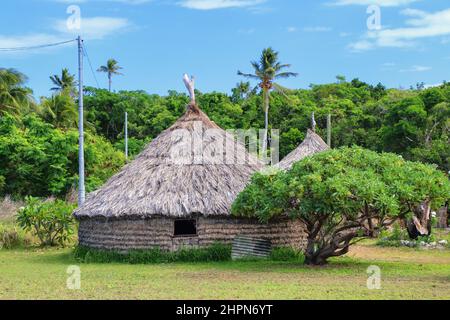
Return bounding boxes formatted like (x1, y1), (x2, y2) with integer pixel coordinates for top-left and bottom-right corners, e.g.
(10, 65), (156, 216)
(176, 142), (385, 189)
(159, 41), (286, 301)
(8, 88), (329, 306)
(174, 219), (197, 237)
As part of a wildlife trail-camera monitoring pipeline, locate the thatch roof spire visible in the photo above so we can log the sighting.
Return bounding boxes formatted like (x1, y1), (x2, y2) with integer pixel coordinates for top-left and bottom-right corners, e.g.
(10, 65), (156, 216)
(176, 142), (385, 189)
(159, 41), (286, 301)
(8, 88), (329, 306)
(74, 101), (264, 219)
(183, 74), (195, 105)
(276, 129), (329, 170)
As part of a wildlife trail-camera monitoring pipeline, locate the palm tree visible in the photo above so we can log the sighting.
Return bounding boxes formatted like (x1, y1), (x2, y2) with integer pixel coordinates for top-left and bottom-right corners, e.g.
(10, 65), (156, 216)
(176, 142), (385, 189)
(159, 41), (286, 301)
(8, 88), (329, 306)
(50, 68), (76, 95)
(40, 89), (78, 129)
(0, 68), (34, 116)
(238, 48), (298, 156)
(232, 81), (251, 101)
(97, 59), (123, 92)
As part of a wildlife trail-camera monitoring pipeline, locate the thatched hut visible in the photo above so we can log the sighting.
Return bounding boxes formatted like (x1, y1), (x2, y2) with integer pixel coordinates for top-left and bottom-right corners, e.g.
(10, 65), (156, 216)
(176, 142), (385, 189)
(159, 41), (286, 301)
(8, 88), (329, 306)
(277, 129), (329, 170)
(74, 102), (306, 251)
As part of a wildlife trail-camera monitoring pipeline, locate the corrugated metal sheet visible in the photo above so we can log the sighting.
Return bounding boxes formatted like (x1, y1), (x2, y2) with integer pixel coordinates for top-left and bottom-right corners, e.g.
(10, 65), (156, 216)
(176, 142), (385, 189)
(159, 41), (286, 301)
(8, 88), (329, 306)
(231, 235), (271, 260)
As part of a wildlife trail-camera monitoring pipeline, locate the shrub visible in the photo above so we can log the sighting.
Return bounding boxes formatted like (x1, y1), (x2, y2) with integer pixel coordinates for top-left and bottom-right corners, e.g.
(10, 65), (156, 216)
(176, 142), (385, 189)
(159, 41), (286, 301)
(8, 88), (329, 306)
(74, 243), (232, 264)
(16, 197), (76, 247)
(378, 223), (409, 242)
(270, 247), (305, 263)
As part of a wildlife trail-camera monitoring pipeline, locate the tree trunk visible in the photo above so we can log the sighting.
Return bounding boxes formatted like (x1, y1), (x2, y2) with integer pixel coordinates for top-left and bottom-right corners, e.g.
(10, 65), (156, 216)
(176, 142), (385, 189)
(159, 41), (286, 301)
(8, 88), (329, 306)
(407, 200), (432, 239)
(108, 74), (112, 92)
(436, 204), (448, 228)
(261, 88), (269, 159)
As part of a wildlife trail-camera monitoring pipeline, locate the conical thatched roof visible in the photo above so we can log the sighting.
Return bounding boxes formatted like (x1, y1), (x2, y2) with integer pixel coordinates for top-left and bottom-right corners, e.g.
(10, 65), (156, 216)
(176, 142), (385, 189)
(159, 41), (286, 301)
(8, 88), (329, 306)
(74, 104), (264, 219)
(276, 129), (329, 170)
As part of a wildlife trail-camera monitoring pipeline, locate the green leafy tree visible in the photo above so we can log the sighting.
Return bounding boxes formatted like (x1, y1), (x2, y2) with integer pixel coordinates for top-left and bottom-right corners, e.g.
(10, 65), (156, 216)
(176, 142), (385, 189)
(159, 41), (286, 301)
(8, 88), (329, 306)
(232, 147), (449, 265)
(0, 114), (125, 197)
(381, 97), (427, 152)
(97, 59), (123, 92)
(238, 48), (298, 155)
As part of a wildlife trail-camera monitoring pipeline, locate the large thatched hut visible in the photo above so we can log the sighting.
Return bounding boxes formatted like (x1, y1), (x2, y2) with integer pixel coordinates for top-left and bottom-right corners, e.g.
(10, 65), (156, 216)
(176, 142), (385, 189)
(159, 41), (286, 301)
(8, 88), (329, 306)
(276, 129), (329, 170)
(74, 102), (306, 251)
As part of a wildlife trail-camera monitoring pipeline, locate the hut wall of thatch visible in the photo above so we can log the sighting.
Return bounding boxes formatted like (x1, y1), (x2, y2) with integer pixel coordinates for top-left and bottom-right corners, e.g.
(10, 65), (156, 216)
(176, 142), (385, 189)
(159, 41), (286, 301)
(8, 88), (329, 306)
(77, 216), (306, 251)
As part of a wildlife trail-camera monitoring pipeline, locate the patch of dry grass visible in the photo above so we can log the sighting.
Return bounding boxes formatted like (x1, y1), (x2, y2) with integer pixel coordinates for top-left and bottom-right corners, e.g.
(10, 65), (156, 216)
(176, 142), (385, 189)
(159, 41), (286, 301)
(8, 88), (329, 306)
(0, 196), (23, 223)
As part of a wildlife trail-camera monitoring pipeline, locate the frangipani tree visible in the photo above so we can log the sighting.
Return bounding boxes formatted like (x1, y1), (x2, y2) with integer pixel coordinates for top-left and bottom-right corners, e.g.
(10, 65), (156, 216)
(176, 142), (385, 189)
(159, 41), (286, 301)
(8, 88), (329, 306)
(232, 147), (449, 265)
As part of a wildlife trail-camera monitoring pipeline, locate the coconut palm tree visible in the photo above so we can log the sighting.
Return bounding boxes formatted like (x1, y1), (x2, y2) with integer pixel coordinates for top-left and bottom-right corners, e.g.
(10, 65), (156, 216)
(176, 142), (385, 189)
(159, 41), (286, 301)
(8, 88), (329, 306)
(40, 89), (78, 129)
(238, 47), (298, 156)
(50, 68), (77, 96)
(97, 59), (123, 92)
(0, 68), (34, 116)
(232, 81), (251, 102)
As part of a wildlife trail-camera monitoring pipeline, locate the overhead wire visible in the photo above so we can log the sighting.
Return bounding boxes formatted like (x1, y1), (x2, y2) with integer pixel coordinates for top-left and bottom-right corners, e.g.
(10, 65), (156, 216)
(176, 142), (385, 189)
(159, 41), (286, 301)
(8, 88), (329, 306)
(82, 43), (100, 88)
(0, 39), (77, 51)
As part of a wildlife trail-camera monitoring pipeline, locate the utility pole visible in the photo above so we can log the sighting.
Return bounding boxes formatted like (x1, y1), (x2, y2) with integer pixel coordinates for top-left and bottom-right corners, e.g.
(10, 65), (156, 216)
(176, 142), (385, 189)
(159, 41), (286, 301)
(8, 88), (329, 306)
(327, 114), (332, 147)
(77, 36), (85, 205)
(124, 112), (128, 159)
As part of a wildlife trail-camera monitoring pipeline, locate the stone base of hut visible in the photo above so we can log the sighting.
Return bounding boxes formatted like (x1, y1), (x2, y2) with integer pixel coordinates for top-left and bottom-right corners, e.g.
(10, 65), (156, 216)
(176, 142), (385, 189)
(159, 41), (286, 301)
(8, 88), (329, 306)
(77, 216), (307, 252)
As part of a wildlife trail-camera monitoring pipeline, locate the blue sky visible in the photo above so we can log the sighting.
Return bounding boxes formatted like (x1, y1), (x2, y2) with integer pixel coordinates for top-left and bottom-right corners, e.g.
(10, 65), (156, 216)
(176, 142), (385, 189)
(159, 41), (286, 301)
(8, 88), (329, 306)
(1, 0), (450, 98)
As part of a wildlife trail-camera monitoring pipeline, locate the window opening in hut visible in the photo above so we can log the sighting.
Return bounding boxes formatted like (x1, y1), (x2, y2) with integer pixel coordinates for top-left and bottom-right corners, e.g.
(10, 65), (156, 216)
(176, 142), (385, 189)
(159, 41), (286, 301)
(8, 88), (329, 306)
(174, 219), (197, 237)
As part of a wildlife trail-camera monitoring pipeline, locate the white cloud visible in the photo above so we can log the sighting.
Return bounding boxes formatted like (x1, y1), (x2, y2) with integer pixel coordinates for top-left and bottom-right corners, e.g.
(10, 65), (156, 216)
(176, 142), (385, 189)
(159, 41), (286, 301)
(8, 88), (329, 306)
(349, 8), (450, 51)
(109, 0), (153, 3)
(287, 27), (297, 32)
(53, 0), (87, 3)
(178, 0), (265, 10)
(303, 26), (332, 32)
(424, 83), (443, 88)
(400, 65), (431, 72)
(238, 28), (256, 34)
(348, 40), (374, 51)
(54, 17), (130, 40)
(331, 0), (419, 7)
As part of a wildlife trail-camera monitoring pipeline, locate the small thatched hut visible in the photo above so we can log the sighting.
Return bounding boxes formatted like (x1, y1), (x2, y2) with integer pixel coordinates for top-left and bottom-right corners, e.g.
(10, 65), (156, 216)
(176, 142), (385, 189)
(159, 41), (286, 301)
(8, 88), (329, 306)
(74, 103), (306, 251)
(277, 129), (329, 170)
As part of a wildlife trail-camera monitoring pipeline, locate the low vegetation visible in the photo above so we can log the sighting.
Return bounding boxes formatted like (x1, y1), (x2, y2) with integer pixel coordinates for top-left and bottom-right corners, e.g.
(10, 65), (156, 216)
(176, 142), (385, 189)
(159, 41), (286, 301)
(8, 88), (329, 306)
(377, 224), (450, 249)
(74, 243), (232, 264)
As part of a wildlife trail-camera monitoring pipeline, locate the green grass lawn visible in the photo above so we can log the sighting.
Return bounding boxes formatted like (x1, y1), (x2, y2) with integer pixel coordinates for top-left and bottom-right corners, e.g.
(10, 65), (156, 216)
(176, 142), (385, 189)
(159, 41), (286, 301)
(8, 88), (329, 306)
(0, 244), (449, 300)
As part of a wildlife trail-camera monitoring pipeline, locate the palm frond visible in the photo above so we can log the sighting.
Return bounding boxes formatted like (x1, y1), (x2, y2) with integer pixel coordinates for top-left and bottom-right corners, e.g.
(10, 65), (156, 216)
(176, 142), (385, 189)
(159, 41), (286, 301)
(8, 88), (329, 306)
(272, 83), (294, 101)
(275, 72), (298, 79)
(237, 71), (260, 80)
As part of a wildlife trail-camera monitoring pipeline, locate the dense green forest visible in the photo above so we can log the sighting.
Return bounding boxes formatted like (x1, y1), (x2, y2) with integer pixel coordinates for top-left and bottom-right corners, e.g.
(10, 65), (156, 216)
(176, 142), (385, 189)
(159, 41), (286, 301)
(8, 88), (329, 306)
(0, 67), (448, 199)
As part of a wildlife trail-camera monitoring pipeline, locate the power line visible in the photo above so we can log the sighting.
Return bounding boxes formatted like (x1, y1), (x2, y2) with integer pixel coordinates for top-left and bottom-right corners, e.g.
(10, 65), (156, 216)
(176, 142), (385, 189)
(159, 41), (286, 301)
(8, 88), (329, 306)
(0, 39), (77, 51)
(82, 43), (100, 88)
